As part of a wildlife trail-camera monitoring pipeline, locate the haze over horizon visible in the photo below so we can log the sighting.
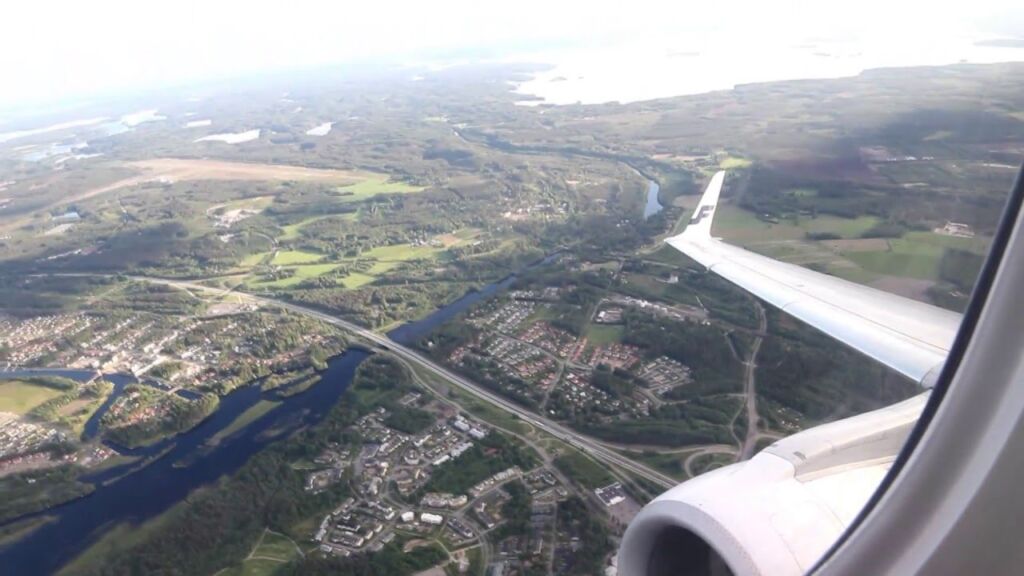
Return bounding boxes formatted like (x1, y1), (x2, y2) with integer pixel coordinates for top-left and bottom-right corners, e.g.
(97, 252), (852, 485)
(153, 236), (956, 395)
(2, 0), (1024, 117)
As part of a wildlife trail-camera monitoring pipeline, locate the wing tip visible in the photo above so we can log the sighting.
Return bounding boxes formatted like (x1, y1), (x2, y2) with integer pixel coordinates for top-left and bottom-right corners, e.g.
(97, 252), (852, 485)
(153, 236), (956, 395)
(674, 170), (726, 240)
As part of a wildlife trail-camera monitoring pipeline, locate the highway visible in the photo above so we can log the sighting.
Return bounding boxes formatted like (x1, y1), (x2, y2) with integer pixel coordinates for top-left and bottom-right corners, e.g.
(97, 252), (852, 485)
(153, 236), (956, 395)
(139, 276), (678, 490)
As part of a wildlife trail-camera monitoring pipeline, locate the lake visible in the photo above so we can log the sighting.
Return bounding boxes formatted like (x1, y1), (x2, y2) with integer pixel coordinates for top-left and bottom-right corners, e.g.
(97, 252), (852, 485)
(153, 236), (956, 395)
(643, 179), (663, 219)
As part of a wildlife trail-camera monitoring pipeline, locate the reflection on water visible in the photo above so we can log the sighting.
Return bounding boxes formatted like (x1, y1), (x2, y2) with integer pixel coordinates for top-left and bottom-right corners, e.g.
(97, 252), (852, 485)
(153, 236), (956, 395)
(643, 180), (663, 219)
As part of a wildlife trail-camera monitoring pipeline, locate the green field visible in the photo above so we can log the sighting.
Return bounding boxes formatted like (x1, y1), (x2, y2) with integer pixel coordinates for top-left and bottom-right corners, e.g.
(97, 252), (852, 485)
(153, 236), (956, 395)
(244, 241), (444, 291)
(689, 452), (734, 476)
(218, 558), (283, 576)
(718, 155), (752, 169)
(271, 250), (324, 265)
(554, 450), (615, 489)
(366, 260), (401, 275)
(624, 450), (692, 481)
(359, 243), (443, 261)
(0, 381), (66, 414)
(335, 178), (424, 202)
(421, 370), (532, 435)
(241, 252), (272, 267)
(822, 262), (882, 284)
(279, 213), (357, 241)
(249, 264), (338, 288)
(585, 324), (625, 345)
(339, 272), (376, 289)
(841, 231), (989, 280)
(250, 528), (299, 561)
(711, 205), (879, 245)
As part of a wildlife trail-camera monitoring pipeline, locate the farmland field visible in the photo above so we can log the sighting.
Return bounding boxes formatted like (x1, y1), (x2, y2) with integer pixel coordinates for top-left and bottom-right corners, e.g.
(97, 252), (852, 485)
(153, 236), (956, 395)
(585, 324), (625, 345)
(711, 205), (879, 244)
(249, 263), (338, 288)
(359, 243), (444, 261)
(339, 272), (376, 289)
(271, 250), (324, 266)
(840, 232), (989, 281)
(334, 177), (424, 202)
(279, 213), (357, 240)
(0, 381), (66, 415)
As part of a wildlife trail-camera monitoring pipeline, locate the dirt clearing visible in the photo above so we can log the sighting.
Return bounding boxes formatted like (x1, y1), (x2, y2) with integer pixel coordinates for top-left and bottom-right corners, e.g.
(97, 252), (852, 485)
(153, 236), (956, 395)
(869, 275), (936, 302)
(124, 158), (369, 184)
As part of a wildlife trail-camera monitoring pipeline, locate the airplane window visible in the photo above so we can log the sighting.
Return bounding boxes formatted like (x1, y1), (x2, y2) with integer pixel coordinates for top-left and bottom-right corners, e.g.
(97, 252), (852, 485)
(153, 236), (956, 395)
(0, 2), (1020, 576)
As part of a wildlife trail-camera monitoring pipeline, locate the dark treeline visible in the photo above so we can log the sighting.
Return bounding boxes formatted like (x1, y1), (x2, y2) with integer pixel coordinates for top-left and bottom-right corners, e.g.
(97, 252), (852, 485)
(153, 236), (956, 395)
(423, 433), (537, 495)
(757, 310), (919, 426)
(104, 392), (219, 448)
(622, 310), (742, 396)
(557, 496), (611, 576)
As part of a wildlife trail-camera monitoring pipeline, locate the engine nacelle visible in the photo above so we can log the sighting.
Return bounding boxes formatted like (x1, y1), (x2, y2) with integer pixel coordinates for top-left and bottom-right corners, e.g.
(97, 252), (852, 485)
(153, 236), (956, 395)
(617, 394), (927, 576)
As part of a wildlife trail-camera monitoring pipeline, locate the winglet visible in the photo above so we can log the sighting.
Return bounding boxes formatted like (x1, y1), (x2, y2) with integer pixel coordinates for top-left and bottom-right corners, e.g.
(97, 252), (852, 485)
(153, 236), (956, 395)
(680, 170), (725, 239)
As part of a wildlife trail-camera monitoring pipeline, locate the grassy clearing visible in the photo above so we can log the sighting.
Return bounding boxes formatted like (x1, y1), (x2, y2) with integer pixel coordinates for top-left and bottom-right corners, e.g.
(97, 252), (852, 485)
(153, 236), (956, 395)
(718, 155), (752, 169)
(252, 530), (300, 561)
(436, 228), (482, 248)
(0, 381), (66, 414)
(219, 196), (275, 212)
(279, 213), (357, 240)
(843, 241), (937, 278)
(417, 368), (532, 435)
(366, 260), (401, 275)
(619, 272), (702, 307)
(585, 324), (624, 345)
(339, 272), (376, 289)
(359, 243), (443, 261)
(623, 450), (693, 481)
(335, 177), (424, 202)
(271, 250), (324, 265)
(554, 450), (615, 489)
(241, 252), (273, 267)
(218, 558), (286, 576)
(207, 400), (280, 445)
(689, 452), (734, 476)
(250, 264), (339, 288)
(711, 205), (879, 245)
(839, 232), (987, 281)
(823, 262), (882, 284)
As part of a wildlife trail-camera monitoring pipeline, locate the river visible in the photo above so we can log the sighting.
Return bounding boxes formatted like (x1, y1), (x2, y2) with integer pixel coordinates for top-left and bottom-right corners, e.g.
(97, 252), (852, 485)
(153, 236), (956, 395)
(0, 253), (560, 573)
(0, 351), (368, 574)
(643, 179), (663, 219)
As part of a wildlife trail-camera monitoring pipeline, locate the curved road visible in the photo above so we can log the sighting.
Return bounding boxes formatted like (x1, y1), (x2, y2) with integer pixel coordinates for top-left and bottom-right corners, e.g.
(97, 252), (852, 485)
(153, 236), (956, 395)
(139, 276), (678, 490)
(739, 302), (767, 461)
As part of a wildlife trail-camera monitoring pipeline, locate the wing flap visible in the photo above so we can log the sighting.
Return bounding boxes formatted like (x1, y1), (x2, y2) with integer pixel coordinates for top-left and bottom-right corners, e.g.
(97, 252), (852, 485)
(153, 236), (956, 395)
(667, 171), (960, 385)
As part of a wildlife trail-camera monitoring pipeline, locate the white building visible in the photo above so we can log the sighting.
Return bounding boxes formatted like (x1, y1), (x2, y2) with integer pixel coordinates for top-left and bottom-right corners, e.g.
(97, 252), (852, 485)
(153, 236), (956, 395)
(420, 512), (444, 525)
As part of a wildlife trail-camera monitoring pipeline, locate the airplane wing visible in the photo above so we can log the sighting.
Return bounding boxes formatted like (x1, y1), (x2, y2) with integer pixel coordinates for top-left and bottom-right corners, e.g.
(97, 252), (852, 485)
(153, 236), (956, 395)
(618, 171), (967, 576)
(665, 170), (961, 386)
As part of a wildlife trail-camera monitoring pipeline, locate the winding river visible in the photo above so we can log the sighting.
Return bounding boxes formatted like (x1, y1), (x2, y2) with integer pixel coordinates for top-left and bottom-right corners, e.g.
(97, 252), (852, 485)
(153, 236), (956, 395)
(0, 252), (561, 574)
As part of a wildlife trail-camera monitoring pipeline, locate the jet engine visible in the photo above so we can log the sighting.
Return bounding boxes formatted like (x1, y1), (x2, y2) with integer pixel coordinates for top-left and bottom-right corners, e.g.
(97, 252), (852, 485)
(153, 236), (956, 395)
(617, 394), (927, 576)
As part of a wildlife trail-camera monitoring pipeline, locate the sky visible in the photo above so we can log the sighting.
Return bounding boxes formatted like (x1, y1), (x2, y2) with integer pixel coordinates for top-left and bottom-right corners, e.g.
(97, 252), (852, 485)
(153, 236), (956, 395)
(1, 0), (1023, 113)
